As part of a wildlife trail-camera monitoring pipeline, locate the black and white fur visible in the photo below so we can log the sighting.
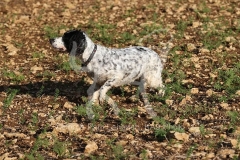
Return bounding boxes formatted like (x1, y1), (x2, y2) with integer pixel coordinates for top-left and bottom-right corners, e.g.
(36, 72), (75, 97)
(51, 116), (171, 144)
(50, 30), (172, 119)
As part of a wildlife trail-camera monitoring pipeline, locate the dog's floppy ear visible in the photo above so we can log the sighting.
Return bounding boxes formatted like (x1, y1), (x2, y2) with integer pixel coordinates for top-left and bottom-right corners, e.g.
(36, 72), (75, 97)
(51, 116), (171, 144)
(62, 29), (86, 54)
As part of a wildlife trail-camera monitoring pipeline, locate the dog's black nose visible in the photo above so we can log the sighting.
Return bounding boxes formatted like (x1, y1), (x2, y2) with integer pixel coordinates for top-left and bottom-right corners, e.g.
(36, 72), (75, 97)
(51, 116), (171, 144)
(49, 39), (55, 44)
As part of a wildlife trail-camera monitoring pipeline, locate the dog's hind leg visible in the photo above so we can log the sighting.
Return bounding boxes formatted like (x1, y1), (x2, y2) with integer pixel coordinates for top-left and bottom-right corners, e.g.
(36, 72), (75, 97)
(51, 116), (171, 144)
(139, 76), (157, 118)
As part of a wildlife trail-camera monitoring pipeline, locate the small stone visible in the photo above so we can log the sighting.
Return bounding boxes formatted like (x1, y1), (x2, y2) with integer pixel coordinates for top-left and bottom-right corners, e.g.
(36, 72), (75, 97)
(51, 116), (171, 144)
(194, 63), (201, 68)
(64, 1), (75, 9)
(116, 140), (128, 146)
(236, 90), (240, 95)
(166, 99), (173, 106)
(206, 89), (213, 97)
(53, 103), (60, 109)
(60, 29), (66, 35)
(220, 103), (229, 109)
(187, 43), (196, 51)
(126, 134), (134, 140)
(182, 79), (194, 84)
(179, 98), (186, 106)
(220, 134), (227, 139)
(189, 127), (200, 134)
(54, 123), (85, 135)
(201, 114), (213, 120)
(30, 65), (43, 74)
(139, 149), (153, 159)
(84, 141), (98, 155)
(204, 134), (216, 138)
(117, 21), (124, 27)
(5, 35), (12, 41)
(209, 73), (217, 78)
(192, 21), (201, 28)
(191, 57), (199, 62)
(218, 149), (235, 158)
(200, 48), (210, 53)
(2, 43), (19, 56)
(230, 139), (240, 148)
(191, 88), (199, 94)
(63, 102), (74, 109)
(175, 117), (180, 124)
(174, 132), (189, 142)
(183, 119), (190, 128)
(206, 153), (215, 158)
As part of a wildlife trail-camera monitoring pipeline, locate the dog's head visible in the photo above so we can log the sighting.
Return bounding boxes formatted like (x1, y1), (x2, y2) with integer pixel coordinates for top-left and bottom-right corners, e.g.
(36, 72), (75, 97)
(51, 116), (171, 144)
(49, 30), (87, 55)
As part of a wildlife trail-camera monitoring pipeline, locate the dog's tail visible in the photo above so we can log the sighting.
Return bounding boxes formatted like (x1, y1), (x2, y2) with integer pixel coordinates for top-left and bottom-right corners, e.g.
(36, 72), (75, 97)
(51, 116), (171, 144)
(138, 29), (174, 66)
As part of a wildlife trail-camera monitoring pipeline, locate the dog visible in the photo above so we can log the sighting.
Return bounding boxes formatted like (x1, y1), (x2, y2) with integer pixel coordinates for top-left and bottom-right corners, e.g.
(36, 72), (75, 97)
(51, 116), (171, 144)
(50, 29), (172, 119)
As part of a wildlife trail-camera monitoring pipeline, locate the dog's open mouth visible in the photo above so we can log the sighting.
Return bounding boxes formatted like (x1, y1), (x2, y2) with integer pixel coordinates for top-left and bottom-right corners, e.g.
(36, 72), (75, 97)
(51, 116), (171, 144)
(54, 47), (66, 52)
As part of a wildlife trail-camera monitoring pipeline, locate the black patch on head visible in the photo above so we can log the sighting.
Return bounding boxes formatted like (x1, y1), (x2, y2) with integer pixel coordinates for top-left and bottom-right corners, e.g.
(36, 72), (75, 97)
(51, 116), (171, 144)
(62, 29), (87, 54)
(136, 47), (146, 52)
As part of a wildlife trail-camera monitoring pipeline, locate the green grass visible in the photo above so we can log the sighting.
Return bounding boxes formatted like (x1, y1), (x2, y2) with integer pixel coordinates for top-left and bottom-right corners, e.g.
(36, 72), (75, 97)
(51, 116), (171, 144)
(3, 89), (18, 109)
(119, 108), (137, 125)
(36, 85), (45, 97)
(37, 71), (56, 80)
(88, 22), (116, 45)
(176, 19), (191, 38)
(54, 88), (60, 102)
(106, 139), (130, 159)
(44, 25), (59, 38)
(76, 105), (87, 117)
(186, 144), (197, 159)
(154, 117), (185, 141)
(227, 111), (240, 129)
(53, 140), (69, 158)
(2, 69), (25, 84)
(55, 55), (72, 73)
(44, 24), (68, 38)
(213, 63), (240, 100)
(25, 135), (70, 159)
(12, 40), (24, 48)
(25, 136), (49, 160)
(32, 52), (45, 59)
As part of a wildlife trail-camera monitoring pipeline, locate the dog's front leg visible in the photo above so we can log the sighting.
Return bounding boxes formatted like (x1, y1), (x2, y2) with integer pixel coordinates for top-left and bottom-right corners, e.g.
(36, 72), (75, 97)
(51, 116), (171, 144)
(98, 79), (120, 115)
(86, 89), (100, 119)
(87, 81), (99, 101)
(86, 77), (100, 119)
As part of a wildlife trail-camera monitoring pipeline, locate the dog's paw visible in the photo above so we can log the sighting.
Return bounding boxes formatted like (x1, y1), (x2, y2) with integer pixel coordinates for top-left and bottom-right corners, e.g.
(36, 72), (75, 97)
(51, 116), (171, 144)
(158, 89), (165, 97)
(145, 105), (157, 118)
(113, 107), (120, 115)
(86, 101), (95, 120)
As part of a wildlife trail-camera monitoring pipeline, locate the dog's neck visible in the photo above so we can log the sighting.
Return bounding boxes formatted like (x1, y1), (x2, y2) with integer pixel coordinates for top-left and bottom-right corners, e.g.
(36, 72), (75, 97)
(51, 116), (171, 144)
(82, 33), (96, 63)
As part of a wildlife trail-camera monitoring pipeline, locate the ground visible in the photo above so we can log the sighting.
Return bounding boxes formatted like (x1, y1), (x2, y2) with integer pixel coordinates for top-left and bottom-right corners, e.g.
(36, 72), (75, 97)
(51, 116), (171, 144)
(0, 0), (240, 159)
